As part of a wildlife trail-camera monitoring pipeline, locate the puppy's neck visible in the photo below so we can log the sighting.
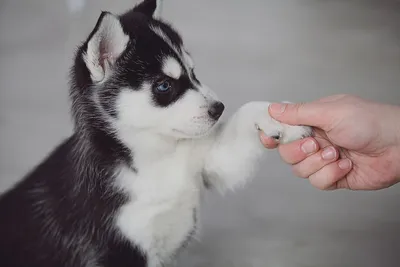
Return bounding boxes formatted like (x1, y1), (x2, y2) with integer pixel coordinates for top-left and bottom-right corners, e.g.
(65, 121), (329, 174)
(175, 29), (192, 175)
(119, 130), (179, 165)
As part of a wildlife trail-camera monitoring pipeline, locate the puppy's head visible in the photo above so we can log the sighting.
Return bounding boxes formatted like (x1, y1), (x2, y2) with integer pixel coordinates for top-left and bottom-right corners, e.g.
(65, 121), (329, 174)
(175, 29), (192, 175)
(70, 0), (224, 141)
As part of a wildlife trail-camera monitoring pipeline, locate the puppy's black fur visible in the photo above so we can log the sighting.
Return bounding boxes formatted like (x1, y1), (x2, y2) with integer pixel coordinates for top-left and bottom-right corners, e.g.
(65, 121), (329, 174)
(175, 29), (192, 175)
(0, 1), (187, 266)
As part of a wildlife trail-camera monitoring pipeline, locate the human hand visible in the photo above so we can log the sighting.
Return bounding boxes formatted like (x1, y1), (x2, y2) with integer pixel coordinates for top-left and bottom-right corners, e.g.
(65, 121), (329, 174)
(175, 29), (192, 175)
(260, 94), (400, 190)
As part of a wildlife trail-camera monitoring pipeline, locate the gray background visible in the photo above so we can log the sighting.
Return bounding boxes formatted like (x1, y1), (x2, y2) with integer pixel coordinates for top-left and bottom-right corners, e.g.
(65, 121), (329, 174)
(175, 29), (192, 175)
(1, 0), (400, 266)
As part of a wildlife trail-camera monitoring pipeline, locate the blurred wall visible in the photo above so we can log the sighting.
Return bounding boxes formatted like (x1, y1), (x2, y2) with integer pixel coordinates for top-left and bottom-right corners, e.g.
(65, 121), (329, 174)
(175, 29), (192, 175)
(1, 1), (399, 266)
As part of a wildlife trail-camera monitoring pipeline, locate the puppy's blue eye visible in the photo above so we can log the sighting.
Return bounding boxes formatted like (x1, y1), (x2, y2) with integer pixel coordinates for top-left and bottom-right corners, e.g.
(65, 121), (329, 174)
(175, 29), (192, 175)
(156, 81), (171, 92)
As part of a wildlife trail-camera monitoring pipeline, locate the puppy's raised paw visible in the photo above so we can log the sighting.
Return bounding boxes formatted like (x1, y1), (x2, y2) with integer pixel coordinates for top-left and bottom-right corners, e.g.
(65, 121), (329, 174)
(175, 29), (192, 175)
(279, 124), (313, 144)
(241, 101), (313, 145)
(278, 100), (313, 144)
(255, 117), (312, 145)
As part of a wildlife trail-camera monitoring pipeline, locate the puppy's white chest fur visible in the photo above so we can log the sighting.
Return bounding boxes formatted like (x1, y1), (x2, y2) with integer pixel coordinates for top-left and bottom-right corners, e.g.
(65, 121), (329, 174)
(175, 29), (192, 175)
(115, 143), (202, 266)
(112, 101), (312, 267)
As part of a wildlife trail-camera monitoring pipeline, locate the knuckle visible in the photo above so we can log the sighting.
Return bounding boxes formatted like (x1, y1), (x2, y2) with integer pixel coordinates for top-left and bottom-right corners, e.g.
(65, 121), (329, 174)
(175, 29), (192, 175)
(320, 183), (334, 190)
(325, 94), (353, 103)
(341, 94), (359, 101)
(336, 94), (350, 100)
(309, 171), (335, 190)
(281, 154), (298, 165)
(279, 146), (305, 165)
(290, 102), (306, 117)
(314, 181), (333, 190)
(292, 165), (311, 178)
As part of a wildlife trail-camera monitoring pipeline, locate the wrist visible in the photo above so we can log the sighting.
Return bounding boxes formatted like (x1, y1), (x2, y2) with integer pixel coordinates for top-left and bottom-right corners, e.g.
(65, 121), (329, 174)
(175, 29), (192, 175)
(394, 107), (400, 147)
(379, 104), (400, 147)
(390, 105), (400, 181)
(377, 103), (400, 184)
(394, 143), (400, 183)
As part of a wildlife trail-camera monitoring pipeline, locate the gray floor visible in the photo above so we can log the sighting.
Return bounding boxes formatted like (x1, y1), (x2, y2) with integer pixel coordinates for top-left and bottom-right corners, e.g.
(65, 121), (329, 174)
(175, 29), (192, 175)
(1, 0), (400, 266)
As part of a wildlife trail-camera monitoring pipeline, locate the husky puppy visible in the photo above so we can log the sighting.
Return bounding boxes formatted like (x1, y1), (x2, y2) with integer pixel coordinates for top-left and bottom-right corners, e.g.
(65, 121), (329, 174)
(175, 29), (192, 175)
(0, 0), (312, 266)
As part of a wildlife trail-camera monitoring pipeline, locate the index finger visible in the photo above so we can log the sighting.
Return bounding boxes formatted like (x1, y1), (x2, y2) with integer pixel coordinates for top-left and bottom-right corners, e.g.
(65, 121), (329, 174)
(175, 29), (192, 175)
(278, 137), (319, 164)
(278, 134), (334, 165)
(268, 102), (334, 131)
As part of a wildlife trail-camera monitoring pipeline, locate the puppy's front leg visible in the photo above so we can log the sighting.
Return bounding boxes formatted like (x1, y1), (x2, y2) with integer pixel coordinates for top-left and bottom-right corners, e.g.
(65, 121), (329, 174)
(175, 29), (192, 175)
(202, 101), (312, 192)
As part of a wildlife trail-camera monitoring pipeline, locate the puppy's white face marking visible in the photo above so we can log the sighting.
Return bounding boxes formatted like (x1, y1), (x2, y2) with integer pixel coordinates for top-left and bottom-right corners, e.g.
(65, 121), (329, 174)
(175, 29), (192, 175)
(162, 57), (182, 79)
(182, 51), (194, 71)
(116, 86), (217, 140)
(150, 25), (181, 58)
(151, 26), (194, 76)
(85, 16), (223, 142)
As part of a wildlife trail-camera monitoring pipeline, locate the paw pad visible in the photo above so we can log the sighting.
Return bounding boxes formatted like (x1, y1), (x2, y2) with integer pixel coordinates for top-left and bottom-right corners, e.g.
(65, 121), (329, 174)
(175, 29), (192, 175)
(255, 123), (282, 141)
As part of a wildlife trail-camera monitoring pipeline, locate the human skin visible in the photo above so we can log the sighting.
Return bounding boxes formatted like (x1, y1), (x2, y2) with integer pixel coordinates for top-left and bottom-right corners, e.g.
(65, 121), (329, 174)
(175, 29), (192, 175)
(259, 94), (400, 191)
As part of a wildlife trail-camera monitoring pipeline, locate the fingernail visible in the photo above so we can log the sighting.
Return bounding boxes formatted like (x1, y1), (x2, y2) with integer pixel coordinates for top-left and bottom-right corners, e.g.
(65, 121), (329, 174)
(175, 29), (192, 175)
(301, 139), (317, 154)
(321, 146), (336, 160)
(338, 159), (352, 170)
(269, 103), (286, 116)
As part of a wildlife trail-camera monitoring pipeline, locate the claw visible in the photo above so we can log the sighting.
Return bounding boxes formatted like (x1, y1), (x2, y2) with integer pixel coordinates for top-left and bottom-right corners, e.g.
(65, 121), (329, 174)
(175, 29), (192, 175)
(271, 134), (281, 140)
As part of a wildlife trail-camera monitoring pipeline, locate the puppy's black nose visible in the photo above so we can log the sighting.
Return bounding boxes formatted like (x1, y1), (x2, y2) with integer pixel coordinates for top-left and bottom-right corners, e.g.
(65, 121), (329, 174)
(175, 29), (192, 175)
(208, 101), (225, 120)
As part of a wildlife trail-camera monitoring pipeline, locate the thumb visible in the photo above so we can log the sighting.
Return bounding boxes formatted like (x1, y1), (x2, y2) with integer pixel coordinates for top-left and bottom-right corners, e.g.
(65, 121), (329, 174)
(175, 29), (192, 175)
(268, 102), (332, 130)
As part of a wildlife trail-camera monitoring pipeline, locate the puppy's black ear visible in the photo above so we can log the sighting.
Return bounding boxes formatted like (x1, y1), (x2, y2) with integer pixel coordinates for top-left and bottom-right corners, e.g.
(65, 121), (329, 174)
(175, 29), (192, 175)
(132, 0), (163, 19)
(83, 12), (129, 83)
